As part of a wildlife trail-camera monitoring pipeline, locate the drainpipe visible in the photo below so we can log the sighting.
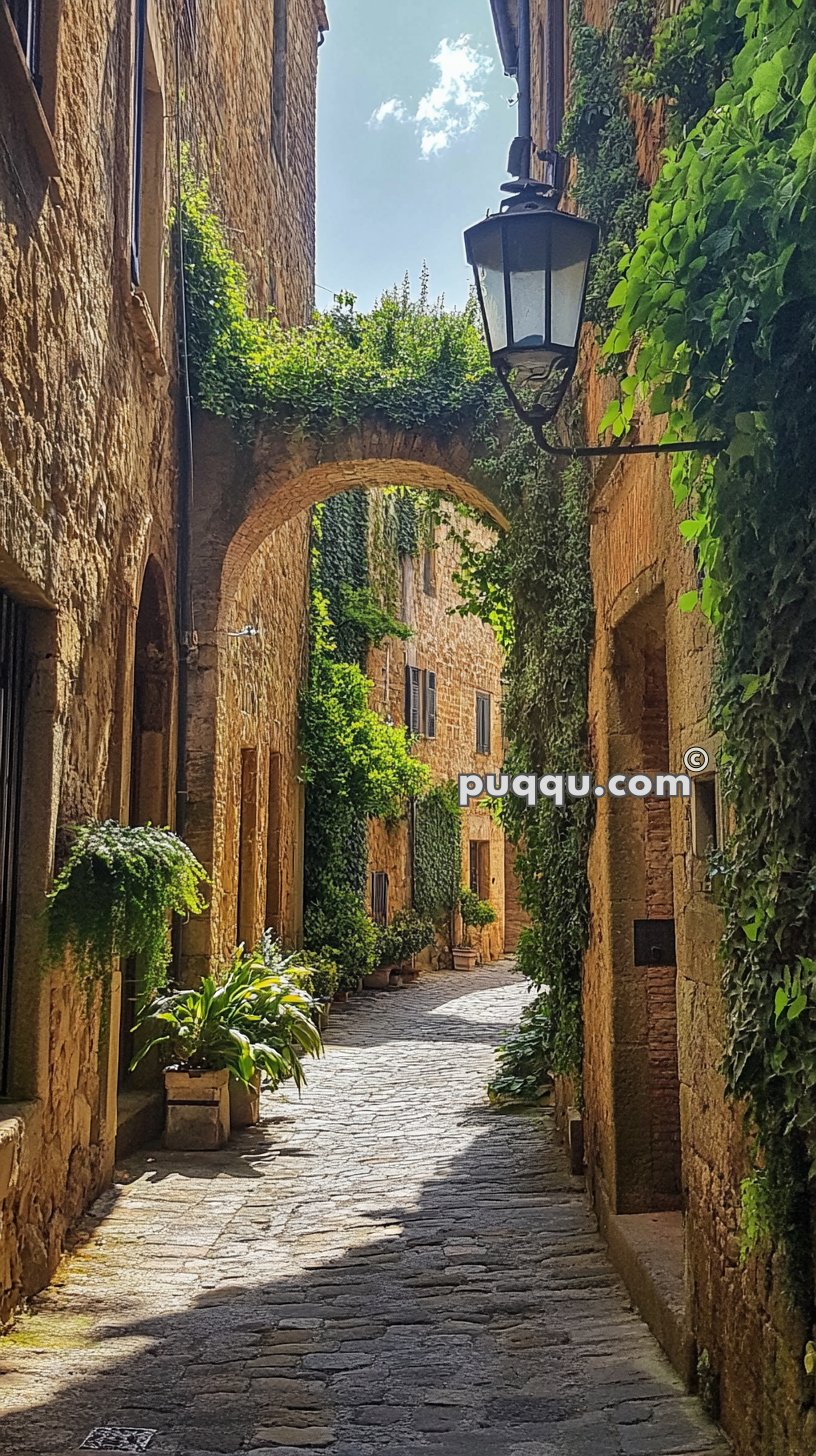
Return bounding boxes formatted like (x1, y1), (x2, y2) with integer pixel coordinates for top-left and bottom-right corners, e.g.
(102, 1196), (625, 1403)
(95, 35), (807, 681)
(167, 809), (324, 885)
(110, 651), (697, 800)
(517, 0), (532, 176)
(172, 21), (197, 968)
(506, 0), (533, 181)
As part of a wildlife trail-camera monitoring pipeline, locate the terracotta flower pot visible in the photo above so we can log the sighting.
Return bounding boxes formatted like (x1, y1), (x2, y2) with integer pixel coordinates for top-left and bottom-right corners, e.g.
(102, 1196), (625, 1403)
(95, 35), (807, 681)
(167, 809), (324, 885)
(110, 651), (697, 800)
(229, 1071), (261, 1128)
(164, 1067), (230, 1150)
(452, 946), (478, 972)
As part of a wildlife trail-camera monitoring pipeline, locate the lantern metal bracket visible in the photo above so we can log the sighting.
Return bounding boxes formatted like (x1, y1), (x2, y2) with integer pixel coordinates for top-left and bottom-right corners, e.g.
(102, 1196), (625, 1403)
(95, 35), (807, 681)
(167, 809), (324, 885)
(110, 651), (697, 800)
(530, 421), (724, 460)
(495, 363), (723, 460)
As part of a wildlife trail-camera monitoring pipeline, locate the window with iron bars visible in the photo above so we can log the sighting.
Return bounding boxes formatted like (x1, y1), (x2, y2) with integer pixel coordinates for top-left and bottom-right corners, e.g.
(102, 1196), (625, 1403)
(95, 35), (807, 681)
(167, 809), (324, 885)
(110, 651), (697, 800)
(371, 871), (389, 926)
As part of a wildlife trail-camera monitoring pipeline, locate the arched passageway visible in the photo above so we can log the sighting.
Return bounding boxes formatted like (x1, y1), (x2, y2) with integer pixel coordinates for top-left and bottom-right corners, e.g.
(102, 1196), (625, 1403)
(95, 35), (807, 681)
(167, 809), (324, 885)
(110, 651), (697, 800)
(180, 410), (506, 983)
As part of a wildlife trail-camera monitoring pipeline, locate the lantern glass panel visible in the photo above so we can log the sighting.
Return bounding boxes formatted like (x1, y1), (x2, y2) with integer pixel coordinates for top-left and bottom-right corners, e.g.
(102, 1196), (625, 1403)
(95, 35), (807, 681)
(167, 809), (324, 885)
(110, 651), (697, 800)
(550, 222), (592, 349)
(506, 214), (550, 351)
(471, 224), (507, 355)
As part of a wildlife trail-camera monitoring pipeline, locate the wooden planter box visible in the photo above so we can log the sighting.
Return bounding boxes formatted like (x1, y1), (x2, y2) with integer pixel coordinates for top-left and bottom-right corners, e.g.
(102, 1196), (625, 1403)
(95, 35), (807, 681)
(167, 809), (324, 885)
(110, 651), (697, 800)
(164, 1068), (230, 1150)
(229, 1071), (261, 1128)
(452, 946), (478, 971)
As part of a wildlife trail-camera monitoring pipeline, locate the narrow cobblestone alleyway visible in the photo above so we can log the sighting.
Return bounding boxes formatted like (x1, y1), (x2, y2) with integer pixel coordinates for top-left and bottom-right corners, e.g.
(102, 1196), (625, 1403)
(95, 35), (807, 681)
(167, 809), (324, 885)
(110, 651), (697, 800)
(0, 966), (729, 1456)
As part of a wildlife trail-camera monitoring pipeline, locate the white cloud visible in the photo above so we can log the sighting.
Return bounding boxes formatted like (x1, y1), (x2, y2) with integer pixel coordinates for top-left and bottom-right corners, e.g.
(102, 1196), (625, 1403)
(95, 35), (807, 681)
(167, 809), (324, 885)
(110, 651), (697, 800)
(369, 97), (408, 127)
(369, 35), (493, 157)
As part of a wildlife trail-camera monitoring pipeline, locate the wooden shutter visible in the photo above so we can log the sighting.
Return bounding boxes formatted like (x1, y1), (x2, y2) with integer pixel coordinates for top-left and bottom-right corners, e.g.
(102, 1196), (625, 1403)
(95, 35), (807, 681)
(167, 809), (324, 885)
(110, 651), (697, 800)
(424, 670), (437, 739)
(404, 665), (420, 734)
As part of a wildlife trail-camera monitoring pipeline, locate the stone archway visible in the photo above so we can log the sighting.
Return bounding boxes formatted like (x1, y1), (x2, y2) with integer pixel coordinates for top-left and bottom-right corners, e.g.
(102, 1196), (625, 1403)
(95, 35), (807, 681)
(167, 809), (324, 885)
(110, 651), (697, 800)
(180, 409), (504, 983)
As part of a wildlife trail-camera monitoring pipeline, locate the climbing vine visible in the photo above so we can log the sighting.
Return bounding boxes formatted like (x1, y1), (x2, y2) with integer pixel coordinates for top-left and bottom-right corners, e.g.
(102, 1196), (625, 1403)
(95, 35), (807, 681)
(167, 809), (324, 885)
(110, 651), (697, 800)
(453, 423), (593, 1084)
(413, 782), (462, 926)
(300, 515), (428, 989)
(561, 1), (650, 332)
(603, 0), (816, 1295)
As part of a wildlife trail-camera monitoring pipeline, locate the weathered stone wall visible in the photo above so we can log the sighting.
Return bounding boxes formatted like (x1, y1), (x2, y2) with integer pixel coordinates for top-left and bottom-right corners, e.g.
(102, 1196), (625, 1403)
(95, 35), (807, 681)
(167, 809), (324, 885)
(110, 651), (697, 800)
(210, 514), (311, 965)
(366, 501), (507, 965)
(528, 0), (816, 1448)
(0, 0), (325, 1322)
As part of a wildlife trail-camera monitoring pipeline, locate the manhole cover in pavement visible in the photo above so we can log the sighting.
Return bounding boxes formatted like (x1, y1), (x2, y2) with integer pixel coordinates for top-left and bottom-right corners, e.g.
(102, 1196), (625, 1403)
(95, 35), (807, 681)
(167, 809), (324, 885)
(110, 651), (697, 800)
(80, 1431), (156, 1451)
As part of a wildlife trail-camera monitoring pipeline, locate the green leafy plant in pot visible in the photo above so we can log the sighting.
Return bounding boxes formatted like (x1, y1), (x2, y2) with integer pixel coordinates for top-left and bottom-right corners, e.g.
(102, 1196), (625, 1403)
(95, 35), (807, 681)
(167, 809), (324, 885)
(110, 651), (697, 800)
(454, 887), (497, 970)
(132, 950), (322, 1148)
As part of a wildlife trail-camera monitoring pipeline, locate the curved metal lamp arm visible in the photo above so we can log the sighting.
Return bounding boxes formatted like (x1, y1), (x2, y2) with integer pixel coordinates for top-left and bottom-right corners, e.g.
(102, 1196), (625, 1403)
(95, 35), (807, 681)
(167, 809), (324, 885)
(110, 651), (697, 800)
(531, 422), (724, 459)
(495, 363), (722, 459)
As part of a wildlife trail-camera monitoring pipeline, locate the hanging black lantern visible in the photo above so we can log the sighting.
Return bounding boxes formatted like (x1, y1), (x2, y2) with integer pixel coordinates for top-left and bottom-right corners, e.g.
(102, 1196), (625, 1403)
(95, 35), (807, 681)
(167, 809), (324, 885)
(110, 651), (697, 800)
(465, 184), (598, 425)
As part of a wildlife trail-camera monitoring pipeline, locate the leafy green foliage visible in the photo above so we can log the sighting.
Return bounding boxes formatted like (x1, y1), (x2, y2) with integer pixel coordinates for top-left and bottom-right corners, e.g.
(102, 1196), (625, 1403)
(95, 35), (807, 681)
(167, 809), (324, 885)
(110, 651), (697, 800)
(459, 888), (497, 930)
(47, 821), (208, 999)
(455, 427), (593, 1083)
(605, 0), (816, 1295)
(488, 993), (553, 1105)
(180, 176), (496, 436)
(303, 886), (377, 992)
(413, 782), (463, 925)
(561, 4), (649, 331)
(631, 0), (744, 142)
(132, 949), (321, 1089)
(339, 585), (412, 648)
(295, 949), (341, 1002)
(300, 579), (429, 906)
(374, 910), (435, 968)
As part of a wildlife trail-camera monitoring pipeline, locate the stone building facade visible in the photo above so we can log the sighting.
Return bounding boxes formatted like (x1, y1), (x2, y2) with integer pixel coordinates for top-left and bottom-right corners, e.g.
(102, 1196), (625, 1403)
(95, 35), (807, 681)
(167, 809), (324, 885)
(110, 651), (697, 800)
(492, 2), (814, 1452)
(366, 499), (509, 964)
(0, 0), (327, 1323)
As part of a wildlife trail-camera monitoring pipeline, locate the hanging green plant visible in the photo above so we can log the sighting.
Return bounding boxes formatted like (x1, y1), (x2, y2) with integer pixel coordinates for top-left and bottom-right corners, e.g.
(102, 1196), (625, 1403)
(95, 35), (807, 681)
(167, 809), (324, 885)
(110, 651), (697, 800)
(47, 821), (209, 998)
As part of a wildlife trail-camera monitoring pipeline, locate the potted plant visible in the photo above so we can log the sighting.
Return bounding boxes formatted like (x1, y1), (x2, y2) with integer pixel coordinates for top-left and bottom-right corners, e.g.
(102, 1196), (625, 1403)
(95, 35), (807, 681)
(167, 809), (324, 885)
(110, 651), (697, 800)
(131, 955), (322, 1146)
(298, 951), (339, 1029)
(453, 887), (497, 970)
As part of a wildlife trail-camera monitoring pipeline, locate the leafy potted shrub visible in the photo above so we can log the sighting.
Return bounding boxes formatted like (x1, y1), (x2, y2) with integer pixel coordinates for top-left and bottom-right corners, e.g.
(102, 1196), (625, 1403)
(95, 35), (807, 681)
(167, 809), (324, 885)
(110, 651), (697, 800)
(453, 887), (497, 970)
(132, 955), (321, 1147)
(297, 950), (340, 1029)
(46, 820), (208, 999)
(303, 887), (376, 999)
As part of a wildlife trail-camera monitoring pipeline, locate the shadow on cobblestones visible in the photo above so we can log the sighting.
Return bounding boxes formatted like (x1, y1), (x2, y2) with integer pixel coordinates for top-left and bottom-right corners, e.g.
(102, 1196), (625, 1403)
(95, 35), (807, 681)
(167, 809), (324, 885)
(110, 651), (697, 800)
(0, 966), (730, 1456)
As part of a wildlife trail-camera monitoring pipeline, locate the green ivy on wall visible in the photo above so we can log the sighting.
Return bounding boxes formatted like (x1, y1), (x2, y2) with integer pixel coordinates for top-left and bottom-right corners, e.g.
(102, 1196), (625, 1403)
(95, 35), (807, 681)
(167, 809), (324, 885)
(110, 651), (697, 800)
(561, 1), (650, 332)
(604, 0), (816, 1299)
(300, 525), (428, 988)
(413, 782), (462, 926)
(453, 423), (593, 1084)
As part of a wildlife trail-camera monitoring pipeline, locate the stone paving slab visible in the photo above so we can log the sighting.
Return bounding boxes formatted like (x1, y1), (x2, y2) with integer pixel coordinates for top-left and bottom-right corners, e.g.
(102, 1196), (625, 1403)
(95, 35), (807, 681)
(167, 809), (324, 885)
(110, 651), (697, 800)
(0, 964), (730, 1455)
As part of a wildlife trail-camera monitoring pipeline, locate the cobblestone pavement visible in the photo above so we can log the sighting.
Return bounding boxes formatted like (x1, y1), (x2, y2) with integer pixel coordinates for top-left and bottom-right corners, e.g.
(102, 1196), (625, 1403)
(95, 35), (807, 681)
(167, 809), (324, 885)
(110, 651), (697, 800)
(0, 964), (730, 1456)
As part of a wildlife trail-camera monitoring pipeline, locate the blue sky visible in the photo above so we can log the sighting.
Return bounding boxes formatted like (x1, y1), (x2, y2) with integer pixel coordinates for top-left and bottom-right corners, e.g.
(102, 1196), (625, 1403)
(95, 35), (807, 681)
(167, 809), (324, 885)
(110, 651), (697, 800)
(315, 2), (517, 312)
